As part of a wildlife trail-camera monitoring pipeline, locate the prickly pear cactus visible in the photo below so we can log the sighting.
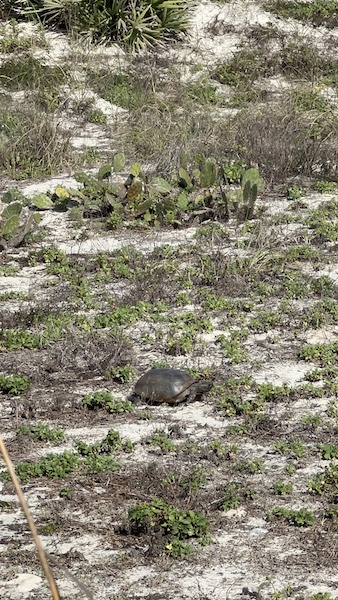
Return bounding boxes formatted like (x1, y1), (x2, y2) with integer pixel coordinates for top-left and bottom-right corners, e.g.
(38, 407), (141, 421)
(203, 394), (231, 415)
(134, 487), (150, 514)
(195, 156), (218, 188)
(0, 201), (41, 251)
(221, 166), (264, 221)
(240, 168), (264, 219)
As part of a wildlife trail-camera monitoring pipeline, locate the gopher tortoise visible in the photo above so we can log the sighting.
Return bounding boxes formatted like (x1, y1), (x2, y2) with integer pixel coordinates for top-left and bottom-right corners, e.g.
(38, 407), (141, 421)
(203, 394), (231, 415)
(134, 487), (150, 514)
(134, 368), (213, 404)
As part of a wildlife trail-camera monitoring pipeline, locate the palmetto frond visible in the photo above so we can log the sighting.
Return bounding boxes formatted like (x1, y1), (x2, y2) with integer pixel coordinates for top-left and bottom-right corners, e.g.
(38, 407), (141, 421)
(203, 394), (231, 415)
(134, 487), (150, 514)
(13, 0), (194, 50)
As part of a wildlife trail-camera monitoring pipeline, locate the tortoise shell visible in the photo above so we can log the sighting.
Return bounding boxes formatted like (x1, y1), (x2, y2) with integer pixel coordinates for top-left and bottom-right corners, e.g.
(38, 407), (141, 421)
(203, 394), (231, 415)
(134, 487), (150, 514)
(134, 368), (213, 404)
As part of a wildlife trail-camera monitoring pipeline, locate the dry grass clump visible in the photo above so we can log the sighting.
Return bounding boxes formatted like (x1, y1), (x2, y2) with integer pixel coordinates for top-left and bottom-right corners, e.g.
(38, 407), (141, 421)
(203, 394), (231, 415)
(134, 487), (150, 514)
(264, 0), (338, 29)
(0, 327), (133, 384)
(86, 66), (157, 111)
(125, 92), (338, 182)
(214, 35), (338, 88)
(226, 101), (338, 181)
(0, 55), (67, 92)
(0, 104), (74, 179)
(126, 106), (230, 176)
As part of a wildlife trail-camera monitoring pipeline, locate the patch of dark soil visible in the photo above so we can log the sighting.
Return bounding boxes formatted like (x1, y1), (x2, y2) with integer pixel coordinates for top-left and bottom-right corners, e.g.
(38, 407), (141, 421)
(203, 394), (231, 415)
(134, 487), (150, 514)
(0, 548), (42, 568)
(242, 415), (285, 440)
(0, 304), (41, 329)
(124, 278), (182, 307)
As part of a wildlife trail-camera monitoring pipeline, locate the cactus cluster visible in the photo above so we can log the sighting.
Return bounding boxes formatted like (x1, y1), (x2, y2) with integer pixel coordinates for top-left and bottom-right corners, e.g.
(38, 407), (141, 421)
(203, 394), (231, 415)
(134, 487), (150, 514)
(0, 188), (54, 251)
(1, 154), (265, 243)
(222, 167), (264, 220)
(0, 196), (43, 251)
(49, 153), (265, 227)
(50, 153), (178, 227)
(179, 155), (217, 189)
(179, 156), (264, 221)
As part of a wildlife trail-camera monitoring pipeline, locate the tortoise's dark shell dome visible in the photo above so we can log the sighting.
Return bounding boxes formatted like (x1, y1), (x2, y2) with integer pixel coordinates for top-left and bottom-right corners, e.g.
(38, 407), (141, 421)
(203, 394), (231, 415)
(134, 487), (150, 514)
(134, 368), (213, 404)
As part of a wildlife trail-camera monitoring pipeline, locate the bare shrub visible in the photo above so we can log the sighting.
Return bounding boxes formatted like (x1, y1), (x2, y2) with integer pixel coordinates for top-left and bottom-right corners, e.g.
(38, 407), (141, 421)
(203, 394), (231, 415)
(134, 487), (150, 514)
(225, 102), (338, 182)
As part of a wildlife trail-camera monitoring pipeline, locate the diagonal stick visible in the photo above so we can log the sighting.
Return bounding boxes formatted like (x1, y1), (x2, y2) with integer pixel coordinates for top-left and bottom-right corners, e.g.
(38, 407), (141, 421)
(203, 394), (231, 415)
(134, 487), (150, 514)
(0, 437), (61, 600)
